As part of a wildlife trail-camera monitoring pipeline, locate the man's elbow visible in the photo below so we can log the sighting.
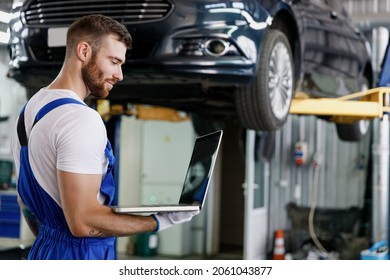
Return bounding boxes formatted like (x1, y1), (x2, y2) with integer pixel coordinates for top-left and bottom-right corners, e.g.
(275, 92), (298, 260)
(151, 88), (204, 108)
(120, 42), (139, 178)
(67, 219), (94, 237)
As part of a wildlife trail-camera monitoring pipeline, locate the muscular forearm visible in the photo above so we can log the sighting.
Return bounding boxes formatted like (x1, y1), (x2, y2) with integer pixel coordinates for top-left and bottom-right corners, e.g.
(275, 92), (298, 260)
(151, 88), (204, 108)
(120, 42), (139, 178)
(84, 208), (158, 238)
(58, 170), (157, 238)
(65, 205), (157, 238)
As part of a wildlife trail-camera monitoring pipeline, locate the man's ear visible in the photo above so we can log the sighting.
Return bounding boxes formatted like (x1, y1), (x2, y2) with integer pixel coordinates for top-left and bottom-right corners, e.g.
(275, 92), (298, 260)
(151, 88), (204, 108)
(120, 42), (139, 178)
(76, 41), (91, 62)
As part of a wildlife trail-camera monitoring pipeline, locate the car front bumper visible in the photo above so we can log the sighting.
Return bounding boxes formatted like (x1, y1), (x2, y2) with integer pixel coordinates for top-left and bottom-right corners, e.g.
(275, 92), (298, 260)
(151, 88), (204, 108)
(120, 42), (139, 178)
(8, 0), (272, 89)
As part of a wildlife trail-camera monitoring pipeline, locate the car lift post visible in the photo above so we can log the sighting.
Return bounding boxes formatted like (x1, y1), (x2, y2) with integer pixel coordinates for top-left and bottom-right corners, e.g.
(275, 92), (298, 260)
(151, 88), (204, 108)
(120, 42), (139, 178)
(375, 33), (390, 248)
(372, 105), (389, 243)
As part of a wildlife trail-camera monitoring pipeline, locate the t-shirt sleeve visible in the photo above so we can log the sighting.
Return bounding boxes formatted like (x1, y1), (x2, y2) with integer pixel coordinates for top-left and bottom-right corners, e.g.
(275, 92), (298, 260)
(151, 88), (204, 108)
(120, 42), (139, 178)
(55, 108), (107, 174)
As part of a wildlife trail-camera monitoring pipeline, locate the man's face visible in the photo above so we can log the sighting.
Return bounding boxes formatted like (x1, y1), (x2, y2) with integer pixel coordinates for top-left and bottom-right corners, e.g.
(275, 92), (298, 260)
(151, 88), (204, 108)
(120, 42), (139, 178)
(82, 35), (126, 99)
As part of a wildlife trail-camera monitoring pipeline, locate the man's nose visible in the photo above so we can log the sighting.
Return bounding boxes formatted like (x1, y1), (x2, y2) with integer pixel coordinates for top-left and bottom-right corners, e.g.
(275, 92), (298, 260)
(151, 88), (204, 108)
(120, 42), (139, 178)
(114, 67), (123, 82)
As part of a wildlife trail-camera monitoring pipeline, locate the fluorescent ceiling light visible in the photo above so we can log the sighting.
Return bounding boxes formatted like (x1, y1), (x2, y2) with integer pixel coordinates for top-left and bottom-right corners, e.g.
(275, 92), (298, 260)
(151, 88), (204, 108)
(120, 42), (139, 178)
(0, 11), (11, 24)
(0, 31), (9, 44)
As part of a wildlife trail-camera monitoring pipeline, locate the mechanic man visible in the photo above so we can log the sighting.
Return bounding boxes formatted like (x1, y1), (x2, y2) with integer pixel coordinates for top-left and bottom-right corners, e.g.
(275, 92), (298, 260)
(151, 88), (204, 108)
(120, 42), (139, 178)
(12, 14), (198, 260)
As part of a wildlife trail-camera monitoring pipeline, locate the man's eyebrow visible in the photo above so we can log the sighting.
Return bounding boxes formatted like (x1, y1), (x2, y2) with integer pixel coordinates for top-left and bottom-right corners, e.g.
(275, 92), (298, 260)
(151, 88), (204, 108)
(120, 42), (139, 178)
(109, 56), (124, 64)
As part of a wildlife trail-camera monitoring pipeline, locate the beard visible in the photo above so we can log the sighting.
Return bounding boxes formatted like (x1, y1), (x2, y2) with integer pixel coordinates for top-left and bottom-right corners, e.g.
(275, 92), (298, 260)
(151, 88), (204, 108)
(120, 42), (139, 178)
(81, 55), (111, 99)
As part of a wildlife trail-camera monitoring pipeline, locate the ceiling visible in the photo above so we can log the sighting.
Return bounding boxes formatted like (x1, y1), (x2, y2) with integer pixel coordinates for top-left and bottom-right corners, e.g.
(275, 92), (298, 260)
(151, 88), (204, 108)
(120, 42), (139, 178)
(0, 0), (11, 13)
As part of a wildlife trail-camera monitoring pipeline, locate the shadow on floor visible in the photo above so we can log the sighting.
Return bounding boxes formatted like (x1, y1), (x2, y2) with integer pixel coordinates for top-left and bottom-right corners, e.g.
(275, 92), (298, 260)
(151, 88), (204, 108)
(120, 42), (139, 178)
(118, 245), (243, 260)
(0, 247), (30, 260)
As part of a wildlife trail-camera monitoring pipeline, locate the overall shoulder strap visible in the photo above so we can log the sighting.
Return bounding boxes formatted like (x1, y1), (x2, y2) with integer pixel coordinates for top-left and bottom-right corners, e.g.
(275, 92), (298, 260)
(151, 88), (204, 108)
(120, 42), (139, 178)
(17, 98), (86, 146)
(17, 105), (28, 146)
(32, 98), (85, 126)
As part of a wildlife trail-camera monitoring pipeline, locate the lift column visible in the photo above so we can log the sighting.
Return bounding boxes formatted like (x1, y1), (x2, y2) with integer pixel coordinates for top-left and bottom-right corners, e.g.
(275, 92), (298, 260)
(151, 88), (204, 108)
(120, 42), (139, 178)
(374, 28), (390, 245)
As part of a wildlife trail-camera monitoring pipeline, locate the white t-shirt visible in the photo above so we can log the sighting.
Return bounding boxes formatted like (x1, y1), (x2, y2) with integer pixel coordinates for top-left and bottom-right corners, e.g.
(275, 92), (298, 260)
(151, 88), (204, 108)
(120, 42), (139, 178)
(12, 88), (108, 207)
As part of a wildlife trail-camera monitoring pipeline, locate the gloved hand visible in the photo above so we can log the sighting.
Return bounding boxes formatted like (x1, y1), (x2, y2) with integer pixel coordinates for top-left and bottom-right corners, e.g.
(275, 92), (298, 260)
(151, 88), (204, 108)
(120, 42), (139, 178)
(151, 210), (200, 232)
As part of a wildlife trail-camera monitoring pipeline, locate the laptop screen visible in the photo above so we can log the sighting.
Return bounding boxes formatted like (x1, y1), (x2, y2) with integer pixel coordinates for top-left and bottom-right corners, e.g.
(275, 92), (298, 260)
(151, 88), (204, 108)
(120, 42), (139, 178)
(179, 130), (222, 207)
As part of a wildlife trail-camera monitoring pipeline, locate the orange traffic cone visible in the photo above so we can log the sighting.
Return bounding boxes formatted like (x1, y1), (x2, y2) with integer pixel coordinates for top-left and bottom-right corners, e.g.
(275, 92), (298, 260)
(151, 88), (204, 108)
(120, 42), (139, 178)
(272, 229), (285, 260)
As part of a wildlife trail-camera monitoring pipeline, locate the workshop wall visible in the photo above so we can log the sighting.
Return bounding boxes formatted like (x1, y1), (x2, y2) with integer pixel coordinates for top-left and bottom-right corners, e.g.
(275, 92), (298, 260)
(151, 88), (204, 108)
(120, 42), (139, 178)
(263, 114), (371, 256)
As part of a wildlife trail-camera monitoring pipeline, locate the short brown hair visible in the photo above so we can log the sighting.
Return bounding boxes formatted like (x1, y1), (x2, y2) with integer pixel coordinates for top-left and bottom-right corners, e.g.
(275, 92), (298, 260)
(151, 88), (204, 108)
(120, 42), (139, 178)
(66, 14), (132, 57)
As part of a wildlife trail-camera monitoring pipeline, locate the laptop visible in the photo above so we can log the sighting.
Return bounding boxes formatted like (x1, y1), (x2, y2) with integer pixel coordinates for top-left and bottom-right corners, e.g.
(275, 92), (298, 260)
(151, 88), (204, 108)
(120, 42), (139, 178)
(111, 130), (223, 214)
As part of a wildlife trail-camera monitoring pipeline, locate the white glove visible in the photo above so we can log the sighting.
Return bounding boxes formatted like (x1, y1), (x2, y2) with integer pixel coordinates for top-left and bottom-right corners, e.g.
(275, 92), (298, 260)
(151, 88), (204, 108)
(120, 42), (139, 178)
(152, 210), (200, 232)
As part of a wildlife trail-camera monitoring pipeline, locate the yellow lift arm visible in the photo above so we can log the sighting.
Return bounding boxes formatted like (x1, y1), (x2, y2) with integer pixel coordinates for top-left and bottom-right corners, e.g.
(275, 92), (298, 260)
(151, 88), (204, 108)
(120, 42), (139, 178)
(289, 87), (390, 123)
(96, 99), (190, 122)
(97, 87), (390, 123)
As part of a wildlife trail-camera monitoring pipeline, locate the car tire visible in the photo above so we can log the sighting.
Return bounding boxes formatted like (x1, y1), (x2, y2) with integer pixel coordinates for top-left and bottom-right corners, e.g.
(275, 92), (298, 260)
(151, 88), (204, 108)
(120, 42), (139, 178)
(335, 78), (371, 142)
(235, 29), (294, 131)
(335, 121), (370, 142)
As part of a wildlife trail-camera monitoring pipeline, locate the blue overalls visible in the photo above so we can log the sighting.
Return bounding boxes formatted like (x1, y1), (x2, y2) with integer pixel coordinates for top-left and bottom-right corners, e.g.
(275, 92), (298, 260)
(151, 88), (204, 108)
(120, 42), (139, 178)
(16, 98), (116, 260)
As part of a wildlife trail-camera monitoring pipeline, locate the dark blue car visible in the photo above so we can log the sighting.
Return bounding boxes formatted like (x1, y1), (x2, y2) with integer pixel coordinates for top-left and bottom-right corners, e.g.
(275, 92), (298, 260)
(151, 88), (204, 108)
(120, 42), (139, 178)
(7, 0), (373, 141)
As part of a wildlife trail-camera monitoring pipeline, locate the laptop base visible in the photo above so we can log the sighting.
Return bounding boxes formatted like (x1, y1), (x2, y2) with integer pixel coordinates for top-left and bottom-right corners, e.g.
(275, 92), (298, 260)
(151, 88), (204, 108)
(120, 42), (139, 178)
(111, 204), (200, 214)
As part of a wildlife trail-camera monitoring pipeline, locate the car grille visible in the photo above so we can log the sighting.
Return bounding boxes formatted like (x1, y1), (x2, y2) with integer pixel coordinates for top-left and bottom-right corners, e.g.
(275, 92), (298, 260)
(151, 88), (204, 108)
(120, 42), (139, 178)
(23, 0), (173, 26)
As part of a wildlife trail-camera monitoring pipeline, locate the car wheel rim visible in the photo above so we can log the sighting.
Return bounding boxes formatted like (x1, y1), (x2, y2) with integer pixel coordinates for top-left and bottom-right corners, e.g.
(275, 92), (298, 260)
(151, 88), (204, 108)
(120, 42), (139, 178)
(268, 41), (293, 120)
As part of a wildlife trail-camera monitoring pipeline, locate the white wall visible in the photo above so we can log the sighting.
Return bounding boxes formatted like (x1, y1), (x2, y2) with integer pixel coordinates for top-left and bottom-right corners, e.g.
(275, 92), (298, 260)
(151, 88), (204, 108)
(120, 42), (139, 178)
(0, 46), (26, 161)
(116, 116), (204, 257)
(0, 45), (34, 247)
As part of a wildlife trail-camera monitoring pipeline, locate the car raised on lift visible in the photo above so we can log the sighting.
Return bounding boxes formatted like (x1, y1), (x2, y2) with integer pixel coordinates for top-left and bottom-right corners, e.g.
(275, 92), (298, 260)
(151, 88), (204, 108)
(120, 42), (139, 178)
(7, 0), (373, 141)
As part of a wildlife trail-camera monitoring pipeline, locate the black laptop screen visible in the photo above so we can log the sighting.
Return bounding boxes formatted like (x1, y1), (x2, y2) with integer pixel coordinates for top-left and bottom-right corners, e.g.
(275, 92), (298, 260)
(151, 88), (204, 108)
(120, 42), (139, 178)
(179, 130), (222, 205)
